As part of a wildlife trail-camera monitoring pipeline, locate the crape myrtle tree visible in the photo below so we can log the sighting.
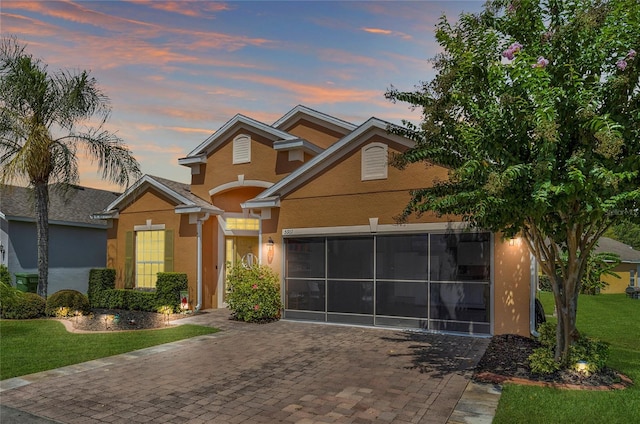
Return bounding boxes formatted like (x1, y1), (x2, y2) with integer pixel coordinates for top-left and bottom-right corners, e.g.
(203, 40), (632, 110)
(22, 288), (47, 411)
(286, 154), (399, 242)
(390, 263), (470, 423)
(0, 37), (141, 298)
(386, 0), (640, 365)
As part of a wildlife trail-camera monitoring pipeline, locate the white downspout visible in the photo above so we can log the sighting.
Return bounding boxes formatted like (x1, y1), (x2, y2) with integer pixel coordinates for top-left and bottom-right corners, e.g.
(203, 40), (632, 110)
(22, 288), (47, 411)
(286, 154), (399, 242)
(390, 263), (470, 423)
(195, 213), (210, 313)
(530, 252), (540, 337)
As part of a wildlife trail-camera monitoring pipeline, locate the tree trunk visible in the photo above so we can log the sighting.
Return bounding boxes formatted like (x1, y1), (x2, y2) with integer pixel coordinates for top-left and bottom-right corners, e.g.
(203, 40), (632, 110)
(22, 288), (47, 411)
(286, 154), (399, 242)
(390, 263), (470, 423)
(34, 182), (49, 298)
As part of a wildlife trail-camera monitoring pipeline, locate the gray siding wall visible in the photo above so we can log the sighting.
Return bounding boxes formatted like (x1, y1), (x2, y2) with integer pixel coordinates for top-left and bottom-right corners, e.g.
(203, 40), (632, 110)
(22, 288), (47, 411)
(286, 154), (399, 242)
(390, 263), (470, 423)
(7, 220), (107, 294)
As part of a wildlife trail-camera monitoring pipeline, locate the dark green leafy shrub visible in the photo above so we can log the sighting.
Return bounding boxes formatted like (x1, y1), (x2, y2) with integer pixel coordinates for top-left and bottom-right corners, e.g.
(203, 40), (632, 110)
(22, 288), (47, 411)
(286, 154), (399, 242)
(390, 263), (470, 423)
(94, 289), (156, 311)
(155, 273), (188, 313)
(227, 264), (282, 322)
(538, 274), (552, 292)
(536, 321), (556, 348)
(570, 336), (610, 374)
(87, 268), (115, 307)
(45, 290), (90, 317)
(1, 292), (46, 319)
(0, 264), (11, 285)
(529, 322), (610, 375)
(529, 345), (562, 374)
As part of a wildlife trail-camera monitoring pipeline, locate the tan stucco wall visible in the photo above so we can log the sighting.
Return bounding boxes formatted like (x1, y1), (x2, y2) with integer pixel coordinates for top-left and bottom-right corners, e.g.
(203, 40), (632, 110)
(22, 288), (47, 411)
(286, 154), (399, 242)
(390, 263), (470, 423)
(284, 120), (345, 149)
(601, 263), (637, 293)
(190, 130), (284, 200)
(493, 238), (532, 336)
(107, 188), (207, 307)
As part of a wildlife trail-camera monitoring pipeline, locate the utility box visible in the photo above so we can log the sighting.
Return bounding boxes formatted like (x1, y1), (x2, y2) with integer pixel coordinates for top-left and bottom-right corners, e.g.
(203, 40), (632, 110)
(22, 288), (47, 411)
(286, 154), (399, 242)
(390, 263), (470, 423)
(15, 273), (38, 293)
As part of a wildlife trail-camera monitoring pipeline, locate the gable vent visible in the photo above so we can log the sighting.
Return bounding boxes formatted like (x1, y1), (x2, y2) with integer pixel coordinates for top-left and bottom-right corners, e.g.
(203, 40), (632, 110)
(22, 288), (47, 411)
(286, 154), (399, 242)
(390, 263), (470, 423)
(361, 142), (388, 181)
(233, 134), (251, 164)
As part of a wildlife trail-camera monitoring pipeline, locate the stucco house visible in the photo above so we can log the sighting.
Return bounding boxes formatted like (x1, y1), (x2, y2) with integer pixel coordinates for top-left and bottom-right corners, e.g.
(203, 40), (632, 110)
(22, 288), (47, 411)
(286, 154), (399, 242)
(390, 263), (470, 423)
(0, 184), (120, 294)
(596, 237), (640, 293)
(93, 105), (536, 337)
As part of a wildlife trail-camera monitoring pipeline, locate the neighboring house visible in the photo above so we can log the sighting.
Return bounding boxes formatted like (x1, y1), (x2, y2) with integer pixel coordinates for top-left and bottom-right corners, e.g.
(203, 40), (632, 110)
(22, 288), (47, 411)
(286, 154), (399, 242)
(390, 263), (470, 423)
(596, 237), (640, 293)
(0, 184), (120, 294)
(93, 105), (536, 337)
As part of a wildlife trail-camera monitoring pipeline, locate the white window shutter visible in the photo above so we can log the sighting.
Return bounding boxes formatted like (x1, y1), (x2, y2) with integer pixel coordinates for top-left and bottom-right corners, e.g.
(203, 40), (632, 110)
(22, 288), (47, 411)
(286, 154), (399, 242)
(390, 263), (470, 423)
(233, 135), (251, 164)
(361, 143), (388, 181)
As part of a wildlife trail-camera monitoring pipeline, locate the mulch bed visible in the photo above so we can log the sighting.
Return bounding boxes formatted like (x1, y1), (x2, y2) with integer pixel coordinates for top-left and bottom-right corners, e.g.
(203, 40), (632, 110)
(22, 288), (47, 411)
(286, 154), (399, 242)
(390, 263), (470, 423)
(474, 334), (633, 390)
(70, 309), (190, 331)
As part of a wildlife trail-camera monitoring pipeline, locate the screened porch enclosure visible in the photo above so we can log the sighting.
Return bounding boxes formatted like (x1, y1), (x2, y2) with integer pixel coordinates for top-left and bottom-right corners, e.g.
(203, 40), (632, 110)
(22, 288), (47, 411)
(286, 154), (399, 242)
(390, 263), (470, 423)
(283, 233), (492, 335)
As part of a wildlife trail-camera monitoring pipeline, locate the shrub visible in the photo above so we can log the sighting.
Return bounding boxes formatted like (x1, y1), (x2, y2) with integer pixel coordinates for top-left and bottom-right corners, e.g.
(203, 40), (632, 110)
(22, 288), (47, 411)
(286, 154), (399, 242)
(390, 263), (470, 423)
(529, 345), (561, 374)
(45, 290), (90, 317)
(0, 264), (11, 285)
(155, 273), (188, 313)
(94, 289), (156, 311)
(87, 268), (115, 307)
(226, 264), (282, 322)
(538, 274), (552, 292)
(1, 292), (46, 319)
(529, 322), (610, 375)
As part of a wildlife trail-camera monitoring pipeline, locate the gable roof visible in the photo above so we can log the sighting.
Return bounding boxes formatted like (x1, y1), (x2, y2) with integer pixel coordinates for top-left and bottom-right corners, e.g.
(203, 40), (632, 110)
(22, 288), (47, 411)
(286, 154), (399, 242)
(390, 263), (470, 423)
(0, 184), (120, 227)
(595, 237), (640, 263)
(179, 114), (299, 166)
(95, 175), (221, 218)
(273, 105), (357, 133)
(242, 117), (413, 209)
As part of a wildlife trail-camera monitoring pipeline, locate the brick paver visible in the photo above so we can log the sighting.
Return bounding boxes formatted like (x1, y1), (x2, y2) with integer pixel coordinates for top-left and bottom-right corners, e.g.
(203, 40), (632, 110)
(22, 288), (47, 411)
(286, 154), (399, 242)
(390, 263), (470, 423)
(0, 311), (489, 423)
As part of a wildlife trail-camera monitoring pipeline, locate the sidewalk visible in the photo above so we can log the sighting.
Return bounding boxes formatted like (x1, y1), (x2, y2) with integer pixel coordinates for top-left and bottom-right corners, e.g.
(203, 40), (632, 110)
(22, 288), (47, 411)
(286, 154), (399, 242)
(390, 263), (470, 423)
(1, 310), (499, 423)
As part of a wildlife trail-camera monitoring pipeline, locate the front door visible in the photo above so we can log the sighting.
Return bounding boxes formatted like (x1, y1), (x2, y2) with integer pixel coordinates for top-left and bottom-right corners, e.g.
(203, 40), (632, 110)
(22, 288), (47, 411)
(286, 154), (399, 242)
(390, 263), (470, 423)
(223, 236), (259, 299)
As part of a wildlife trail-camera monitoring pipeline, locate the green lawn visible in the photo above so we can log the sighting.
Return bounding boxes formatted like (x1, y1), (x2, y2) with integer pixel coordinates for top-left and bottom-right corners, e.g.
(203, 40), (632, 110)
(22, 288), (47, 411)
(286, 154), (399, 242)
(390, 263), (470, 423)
(0, 319), (218, 380)
(494, 293), (640, 423)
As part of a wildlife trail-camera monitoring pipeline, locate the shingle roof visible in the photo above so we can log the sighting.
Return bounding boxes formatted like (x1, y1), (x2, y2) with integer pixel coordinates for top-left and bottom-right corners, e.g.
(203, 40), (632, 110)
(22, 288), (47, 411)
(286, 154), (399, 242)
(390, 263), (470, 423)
(0, 184), (120, 226)
(595, 237), (640, 263)
(96, 175), (221, 216)
(147, 175), (214, 210)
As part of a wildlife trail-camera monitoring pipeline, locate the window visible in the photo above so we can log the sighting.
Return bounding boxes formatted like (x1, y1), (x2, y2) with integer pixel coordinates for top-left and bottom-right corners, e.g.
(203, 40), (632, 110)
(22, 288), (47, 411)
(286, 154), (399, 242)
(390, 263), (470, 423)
(226, 217), (259, 231)
(135, 230), (165, 289)
(233, 134), (251, 164)
(361, 142), (388, 181)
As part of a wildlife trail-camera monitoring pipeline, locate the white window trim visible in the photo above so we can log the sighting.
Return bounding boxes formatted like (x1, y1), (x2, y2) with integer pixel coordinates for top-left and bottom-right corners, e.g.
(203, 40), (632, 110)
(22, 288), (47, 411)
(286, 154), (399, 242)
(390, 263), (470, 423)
(233, 134), (251, 164)
(361, 142), (388, 181)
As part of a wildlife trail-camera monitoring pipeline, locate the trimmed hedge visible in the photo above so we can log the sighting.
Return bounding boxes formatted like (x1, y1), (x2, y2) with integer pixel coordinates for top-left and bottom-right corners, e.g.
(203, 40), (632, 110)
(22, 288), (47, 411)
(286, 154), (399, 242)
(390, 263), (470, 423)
(88, 268), (116, 306)
(88, 268), (188, 312)
(155, 273), (188, 313)
(97, 289), (156, 311)
(45, 290), (90, 317)
(1, 292), (46, 319)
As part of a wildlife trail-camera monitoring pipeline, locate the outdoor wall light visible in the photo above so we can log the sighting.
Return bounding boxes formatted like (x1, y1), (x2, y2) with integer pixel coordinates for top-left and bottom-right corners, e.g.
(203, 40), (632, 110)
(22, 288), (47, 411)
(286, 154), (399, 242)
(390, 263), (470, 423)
(267, 237), (275, 264)
(0, 243), (4, 261)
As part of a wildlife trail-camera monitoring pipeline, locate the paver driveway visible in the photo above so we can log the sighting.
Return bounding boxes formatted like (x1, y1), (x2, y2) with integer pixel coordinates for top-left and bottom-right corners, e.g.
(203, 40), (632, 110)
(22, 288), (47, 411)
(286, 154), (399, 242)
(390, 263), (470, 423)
(0, 310), (489, 423)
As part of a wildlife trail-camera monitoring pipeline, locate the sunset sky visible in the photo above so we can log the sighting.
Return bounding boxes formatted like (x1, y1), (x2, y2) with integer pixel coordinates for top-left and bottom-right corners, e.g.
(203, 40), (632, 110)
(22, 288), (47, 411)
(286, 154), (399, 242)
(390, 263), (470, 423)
(2, 1), (484, 191)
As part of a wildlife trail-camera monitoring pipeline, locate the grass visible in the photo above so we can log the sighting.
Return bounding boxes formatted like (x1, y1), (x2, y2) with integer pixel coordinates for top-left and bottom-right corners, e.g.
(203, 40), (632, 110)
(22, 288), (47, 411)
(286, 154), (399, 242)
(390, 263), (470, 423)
(0, 319), (218, 380)
(493, 293), (640, 423)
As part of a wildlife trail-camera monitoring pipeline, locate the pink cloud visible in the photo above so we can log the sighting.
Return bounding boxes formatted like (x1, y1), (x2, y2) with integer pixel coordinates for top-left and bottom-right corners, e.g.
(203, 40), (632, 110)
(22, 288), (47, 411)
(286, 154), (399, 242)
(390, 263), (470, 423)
(362, 27), (412, 40)
(131, 0), (232, 17)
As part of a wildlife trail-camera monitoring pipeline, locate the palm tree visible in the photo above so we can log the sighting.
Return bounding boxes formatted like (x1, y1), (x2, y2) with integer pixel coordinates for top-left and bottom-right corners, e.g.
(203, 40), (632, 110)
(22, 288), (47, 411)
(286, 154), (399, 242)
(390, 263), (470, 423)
(0, 37), (141, 298)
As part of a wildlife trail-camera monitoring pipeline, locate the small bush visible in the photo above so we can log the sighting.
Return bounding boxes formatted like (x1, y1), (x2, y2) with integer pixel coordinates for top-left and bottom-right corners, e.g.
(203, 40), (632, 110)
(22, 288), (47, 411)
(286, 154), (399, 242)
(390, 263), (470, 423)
(538, 274), (552, 292)
(155, 273), (188, 313)
(1, 292), (46, 319)
(227, 264), (282, 322)
(529, 322), (610, 375)
(537, 321), (557, 347)
(529, 346), (561, 374)
(570, 335), (610, 374)
(45, 290), (90, 317)
(0, 264), (11, 285)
